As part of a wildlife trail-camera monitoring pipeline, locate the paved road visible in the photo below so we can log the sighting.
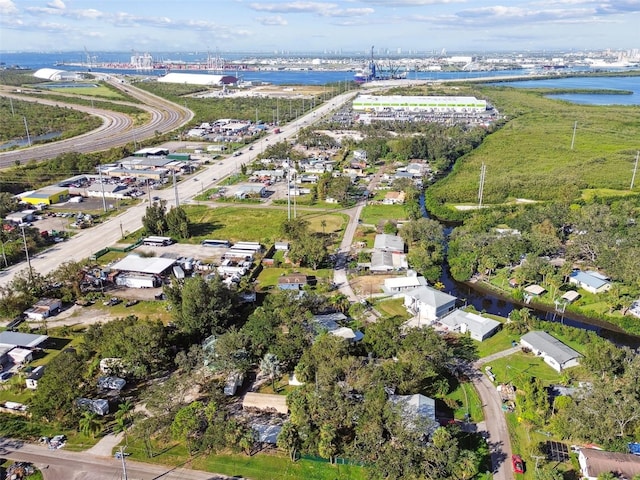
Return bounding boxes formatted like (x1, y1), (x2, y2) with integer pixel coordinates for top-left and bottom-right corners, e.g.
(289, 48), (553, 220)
(468, 361), (514, 480)
(0, 437), (230, 480)
(0, 79), (192, 168)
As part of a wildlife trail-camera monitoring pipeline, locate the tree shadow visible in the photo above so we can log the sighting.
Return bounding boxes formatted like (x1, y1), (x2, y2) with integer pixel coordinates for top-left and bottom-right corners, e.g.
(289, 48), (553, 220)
(189, 220), (223, 238)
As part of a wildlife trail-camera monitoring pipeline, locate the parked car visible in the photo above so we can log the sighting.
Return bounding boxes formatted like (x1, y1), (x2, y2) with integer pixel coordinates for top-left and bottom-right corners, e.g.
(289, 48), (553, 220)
(0, 371), (13, 382)
(125, 300), (139, 308)
(114, 451), (131, 459)
(512, 454), (525, 474)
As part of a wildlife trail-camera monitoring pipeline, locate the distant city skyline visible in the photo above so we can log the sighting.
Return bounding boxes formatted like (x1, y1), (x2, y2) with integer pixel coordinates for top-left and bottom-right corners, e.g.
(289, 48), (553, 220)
(1, 0), (639, 54)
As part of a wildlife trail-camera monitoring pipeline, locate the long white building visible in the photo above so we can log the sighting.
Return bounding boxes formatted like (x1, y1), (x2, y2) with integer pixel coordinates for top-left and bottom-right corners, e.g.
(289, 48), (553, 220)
(352, 94), (487, 113)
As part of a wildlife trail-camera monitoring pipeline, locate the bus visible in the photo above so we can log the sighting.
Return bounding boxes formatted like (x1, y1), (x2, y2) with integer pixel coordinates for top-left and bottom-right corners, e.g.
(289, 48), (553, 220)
(142, 236), (173, 247)
(201, 239), (231, 248)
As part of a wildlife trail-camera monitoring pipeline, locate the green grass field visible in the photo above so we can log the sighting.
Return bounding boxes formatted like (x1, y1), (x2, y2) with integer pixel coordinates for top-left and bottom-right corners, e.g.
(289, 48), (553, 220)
(183, 205), (346, 245)
(373, 298), (411, 319)
(359, 204), (408, 226)
(193, 452), (367, 480)
(427, 86), (640, 213)
(48, 84), (126, 99)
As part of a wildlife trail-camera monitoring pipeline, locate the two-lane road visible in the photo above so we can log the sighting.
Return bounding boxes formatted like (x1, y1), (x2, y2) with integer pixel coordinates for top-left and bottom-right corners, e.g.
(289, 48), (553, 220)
(0, 437), (230, 480)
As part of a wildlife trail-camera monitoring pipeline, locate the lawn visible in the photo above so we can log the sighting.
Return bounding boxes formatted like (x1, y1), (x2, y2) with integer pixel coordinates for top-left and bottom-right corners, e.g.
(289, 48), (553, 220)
(359, 204), (408, 226)
(373, 298), (411, 320)
(483, 351), (564, 386)
(445, 380), (484, 423)
(48, 84), (126, 99)
(427, 86), (640, 217)
(193, 452), (368, 480)
(475, 328), (519, 359)
(183, 205), (346, 246)
(120, 437), (367, 480)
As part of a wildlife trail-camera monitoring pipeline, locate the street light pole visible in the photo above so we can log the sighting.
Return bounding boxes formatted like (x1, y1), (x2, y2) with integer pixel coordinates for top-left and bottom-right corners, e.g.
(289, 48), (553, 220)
(20, 224), (34, 284)
(23, 116), (32, 146)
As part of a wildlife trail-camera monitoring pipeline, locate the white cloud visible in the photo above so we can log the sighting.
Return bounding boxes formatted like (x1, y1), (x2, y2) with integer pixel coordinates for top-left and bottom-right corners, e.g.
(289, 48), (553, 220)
(257, 15), (288, 25)
(47, 0), (65, 10)
(249, 1), (373, 17)
(0, 0), (18, 15)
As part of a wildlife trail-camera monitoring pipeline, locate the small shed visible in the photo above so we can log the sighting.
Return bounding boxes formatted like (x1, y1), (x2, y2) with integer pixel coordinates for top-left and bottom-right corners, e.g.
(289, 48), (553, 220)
(524, 285), (546, 296)
(242, 393), (288, 414)
(561, 290), (580, 304)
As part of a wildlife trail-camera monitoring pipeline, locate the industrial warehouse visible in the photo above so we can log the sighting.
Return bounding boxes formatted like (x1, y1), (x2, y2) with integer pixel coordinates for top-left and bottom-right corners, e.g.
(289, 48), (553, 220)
(352, 94), (496, 126)
(352, 95), (488, 113)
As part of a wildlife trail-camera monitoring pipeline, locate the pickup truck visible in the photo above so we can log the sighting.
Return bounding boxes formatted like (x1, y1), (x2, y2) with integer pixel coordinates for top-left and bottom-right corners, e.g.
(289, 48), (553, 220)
(274, 128), (281, 134)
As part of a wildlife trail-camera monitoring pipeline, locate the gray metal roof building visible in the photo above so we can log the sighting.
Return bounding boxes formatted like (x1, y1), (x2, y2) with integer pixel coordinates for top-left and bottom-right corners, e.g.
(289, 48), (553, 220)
(520, 331), (581, 372)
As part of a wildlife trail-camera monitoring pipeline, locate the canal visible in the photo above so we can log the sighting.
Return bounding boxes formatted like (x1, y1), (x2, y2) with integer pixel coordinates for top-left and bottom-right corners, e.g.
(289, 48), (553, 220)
(422, 196), (640, 349)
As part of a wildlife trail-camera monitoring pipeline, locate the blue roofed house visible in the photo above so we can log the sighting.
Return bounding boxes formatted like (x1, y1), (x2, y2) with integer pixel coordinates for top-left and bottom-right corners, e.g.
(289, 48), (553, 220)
(569, 270), (611, 294)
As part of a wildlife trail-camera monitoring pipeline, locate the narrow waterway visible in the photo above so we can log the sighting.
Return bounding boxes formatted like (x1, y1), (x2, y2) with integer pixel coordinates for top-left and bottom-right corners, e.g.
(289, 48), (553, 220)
(421, 195), (640, 349)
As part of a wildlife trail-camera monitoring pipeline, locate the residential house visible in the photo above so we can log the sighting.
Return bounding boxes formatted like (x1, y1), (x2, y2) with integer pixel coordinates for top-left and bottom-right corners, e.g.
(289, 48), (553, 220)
(520, 331), (581, 372)
(439, 309), (501, 341)
(569, 270), (612, 294)
(311, 313), (363, 343)
(370, 251), (395, 273)
(384, 273), (428, 293)
(389, 394), (437, 435)
(25, 366), (45, 389)
(374, 234), (405, 253)
(242, 392), (288, 414)
(277, 274), (308, 291)
(383, 191), (406, 205)
(578, 448), (640, 480)
(403, 286), (457, 325)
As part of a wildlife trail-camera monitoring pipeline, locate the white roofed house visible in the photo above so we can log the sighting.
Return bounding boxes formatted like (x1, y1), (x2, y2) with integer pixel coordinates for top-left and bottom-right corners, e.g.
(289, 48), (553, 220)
(403, 286), (457, 326)
(439, 309), (501, 342)
(520, 331), (581, 373)
(389, 394), (438, 437)
(384, 272), (428, 293)
(374, 234), (405, 253)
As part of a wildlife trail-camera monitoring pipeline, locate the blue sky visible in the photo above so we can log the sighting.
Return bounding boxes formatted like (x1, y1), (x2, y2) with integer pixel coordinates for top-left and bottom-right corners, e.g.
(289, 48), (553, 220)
(1, 0), (639, 53)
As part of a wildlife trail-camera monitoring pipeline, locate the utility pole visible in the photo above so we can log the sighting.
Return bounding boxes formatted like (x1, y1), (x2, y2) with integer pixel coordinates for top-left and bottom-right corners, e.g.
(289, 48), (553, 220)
(98, 166), (107, 213)
(570, 121), (577, 150)
(119, 446), (128, 480)
(478, 163), (486, 208)
(173, 171), (179, 207)
(9, 97), (14, 116)
(631, 151), (639, 190)
(19, 224), (34, 285)
(23, 116), (32, 146)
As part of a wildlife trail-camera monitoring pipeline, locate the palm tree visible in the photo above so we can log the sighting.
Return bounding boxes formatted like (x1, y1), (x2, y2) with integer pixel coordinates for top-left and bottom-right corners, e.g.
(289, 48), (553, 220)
(259, 353), (281, 392)
(78, 411), (101, 438)
(116, 400), (133, 422)
(113, 415), (128, 444)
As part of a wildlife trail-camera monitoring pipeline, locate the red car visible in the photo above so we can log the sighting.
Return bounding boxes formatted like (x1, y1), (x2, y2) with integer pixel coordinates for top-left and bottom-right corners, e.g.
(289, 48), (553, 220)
(512, 454), (525, 474)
